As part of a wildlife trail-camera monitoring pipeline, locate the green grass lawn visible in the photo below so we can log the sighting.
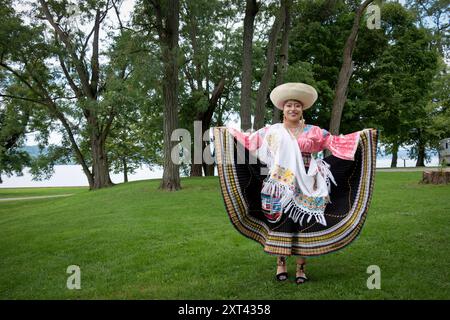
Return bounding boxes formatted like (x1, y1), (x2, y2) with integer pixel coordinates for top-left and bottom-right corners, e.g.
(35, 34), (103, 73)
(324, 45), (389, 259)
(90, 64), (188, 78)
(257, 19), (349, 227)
(0, 172), (449, 299)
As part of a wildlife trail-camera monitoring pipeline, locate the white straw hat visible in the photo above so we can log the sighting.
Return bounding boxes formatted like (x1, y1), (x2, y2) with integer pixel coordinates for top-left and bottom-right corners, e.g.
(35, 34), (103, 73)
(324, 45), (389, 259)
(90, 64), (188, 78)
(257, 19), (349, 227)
(270, 82), (318, 110)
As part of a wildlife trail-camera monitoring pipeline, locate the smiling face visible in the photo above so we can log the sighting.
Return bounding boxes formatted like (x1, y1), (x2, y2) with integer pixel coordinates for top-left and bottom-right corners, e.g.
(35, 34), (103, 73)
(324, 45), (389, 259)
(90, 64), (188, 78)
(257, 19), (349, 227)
(283, 99), (304, 122)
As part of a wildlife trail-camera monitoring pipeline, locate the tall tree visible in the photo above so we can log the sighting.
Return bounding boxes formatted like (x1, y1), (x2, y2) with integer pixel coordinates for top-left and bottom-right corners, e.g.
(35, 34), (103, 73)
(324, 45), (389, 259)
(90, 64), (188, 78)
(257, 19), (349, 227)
(38, 0), (116, 188)
(146, 0), (181, 191)
(329, 0), (374, 135)
(240, 0), (259, 131)
(360, 2), (439, 167)
(179, 0), (229, 177)
(254, 0), (287, 130)
(0, 0), (133, 189)
(272, 0), (292, 124)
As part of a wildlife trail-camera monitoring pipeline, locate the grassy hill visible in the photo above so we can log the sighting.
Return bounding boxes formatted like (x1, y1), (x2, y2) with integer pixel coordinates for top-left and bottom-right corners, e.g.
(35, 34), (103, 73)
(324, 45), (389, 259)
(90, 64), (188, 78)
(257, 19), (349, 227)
(0, 173), (449, 299)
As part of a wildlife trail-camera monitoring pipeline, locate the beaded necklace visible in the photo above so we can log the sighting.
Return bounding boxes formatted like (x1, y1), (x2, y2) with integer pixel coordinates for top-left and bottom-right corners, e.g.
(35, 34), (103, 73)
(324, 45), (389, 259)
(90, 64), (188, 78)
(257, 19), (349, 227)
(283, 120), (305, 139)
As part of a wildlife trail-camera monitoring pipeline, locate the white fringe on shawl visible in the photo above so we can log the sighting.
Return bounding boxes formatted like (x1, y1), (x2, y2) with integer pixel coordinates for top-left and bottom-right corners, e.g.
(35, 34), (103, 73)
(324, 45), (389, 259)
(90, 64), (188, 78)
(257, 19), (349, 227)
(255, 123), (338, 227)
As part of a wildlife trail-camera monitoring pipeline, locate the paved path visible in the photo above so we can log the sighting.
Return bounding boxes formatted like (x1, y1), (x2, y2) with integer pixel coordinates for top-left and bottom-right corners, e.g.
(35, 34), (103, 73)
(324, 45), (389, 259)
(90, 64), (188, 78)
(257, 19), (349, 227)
(0, 194), (75, 202)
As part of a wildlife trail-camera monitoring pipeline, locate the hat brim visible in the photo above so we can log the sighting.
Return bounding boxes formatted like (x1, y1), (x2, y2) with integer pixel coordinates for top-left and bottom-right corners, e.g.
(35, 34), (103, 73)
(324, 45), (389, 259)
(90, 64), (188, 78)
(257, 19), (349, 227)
(270, 83), (318, 110)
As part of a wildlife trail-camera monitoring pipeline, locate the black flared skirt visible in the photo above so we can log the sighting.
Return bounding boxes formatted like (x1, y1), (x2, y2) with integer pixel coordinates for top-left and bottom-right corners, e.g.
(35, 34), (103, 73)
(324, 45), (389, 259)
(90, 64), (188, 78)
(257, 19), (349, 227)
(212, 127), (379, 257)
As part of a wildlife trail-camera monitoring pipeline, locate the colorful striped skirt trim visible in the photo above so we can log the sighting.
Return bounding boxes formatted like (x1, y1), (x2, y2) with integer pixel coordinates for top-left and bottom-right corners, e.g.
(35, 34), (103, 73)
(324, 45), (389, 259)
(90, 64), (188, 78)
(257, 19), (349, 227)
(213, 127), (378, 257)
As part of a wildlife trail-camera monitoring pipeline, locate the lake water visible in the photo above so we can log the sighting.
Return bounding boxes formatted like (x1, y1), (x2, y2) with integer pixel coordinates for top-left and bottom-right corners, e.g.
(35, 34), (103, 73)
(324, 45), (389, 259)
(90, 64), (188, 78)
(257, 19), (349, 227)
(0, 156), (439, 188)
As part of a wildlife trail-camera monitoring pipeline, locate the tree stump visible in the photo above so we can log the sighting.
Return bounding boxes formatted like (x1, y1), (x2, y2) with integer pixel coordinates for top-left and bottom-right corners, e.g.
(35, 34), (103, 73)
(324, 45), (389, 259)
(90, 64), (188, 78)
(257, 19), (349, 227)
(421, 170), (450, 184)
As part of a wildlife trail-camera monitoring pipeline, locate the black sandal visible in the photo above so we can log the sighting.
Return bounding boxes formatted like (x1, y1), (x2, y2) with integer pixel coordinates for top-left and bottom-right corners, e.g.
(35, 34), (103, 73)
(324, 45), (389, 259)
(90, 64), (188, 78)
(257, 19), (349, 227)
(295, 263), (308, 284)
(276, 256), (288, 281)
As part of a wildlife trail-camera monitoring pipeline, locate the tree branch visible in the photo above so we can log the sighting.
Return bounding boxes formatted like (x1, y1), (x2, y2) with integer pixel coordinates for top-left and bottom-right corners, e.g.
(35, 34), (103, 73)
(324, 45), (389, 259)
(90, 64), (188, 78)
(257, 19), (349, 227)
(183, 67), (196, 92)
(55, 33), (83, 98)
(0, 94), (47, 106)
(0, 62), (41, 96)
(90, 8), (101, 98)
(101, 109), (116, 141)
(39, 0), (93, 99)
(112, 0), (124, 30)
(149, 0), (165, 41)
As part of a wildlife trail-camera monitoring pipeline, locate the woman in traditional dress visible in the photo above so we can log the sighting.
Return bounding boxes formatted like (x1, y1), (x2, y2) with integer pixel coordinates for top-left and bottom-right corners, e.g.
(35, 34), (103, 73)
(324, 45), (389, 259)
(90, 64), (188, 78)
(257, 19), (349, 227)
(212, 82), (378, 285)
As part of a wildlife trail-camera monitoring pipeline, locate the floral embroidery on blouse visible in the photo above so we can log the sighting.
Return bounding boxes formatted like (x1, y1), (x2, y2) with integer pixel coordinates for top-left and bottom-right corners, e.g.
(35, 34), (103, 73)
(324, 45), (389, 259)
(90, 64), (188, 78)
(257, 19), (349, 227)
(293, 193), (330, 210)
(270, 164), (295, 187)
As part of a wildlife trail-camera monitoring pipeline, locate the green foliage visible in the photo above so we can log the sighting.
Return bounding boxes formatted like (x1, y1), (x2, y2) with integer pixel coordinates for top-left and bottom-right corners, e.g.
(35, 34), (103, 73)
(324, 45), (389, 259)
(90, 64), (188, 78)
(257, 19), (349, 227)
(338, 2), (441, 163)
(0, 98), (31, 183)
(28, 144), (73, 180)
(426, 62), (450, 146)
(289, 0), (365, 131)
(102, 29), (164, 177)
(1, 0), (448, 181)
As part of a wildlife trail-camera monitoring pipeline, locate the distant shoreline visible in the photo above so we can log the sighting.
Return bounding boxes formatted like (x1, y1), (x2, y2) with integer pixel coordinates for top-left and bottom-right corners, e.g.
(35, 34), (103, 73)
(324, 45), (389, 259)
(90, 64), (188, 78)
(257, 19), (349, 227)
(0, 150), (442, 188)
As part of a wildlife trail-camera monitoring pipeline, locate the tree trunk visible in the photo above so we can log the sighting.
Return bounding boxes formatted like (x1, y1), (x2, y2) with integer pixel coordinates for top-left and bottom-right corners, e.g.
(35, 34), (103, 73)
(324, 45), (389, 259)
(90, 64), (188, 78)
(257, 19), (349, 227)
(152, 0), (182, 191)
(416, 142), (426, 167)
(254, 0), (286, 130)
(240, 0), (259, 131)
(329, 0), (374, 135)
(160, 70), (181, 190)
(192, 79), (225, 177)
(202, 79), (225, 174)
(203, 163), (215, 176)
(422, 170), (450, 184)
(190, 165), (203, 176)
(123, 157), (128, 183)
(390, 141), (398, 168)
(272, 0), (292, 124)
(190, 149), (203, 177)
(91, 133), (114, 190)
(54, 109), (95, 188)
